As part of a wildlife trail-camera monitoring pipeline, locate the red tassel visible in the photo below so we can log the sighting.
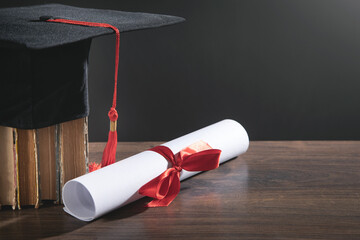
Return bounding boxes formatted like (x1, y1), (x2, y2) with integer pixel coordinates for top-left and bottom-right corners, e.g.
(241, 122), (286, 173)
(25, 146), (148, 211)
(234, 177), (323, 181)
(101, 130), (117, 167)
(101, 108), (118, 167)
(46, 18), (121, 172)
(89, 162), (102, 172)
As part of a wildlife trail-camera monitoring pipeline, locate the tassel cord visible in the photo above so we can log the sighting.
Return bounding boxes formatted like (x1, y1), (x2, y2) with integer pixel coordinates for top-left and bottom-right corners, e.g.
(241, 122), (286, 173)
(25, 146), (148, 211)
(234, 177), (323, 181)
(46, 18), (120, 169)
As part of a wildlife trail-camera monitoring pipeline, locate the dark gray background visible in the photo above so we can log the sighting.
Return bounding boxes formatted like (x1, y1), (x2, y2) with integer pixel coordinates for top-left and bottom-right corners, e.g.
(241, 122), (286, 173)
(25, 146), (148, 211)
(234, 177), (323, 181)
(2, 0), (360, 141)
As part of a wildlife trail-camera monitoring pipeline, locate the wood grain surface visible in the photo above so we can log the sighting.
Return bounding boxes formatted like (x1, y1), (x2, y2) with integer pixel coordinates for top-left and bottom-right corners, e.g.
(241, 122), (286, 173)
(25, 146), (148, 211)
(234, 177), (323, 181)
(0, 141), (359, 240)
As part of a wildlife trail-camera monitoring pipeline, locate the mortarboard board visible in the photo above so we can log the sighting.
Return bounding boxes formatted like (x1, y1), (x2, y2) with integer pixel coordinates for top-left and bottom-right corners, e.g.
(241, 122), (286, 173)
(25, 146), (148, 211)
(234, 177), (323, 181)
(0, 3), (184, 130)
(0, 3), (184, 169)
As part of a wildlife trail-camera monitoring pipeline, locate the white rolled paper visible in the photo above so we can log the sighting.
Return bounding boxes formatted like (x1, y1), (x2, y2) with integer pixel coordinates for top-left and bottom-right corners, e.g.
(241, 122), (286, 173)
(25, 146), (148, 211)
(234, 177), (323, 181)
(63, 119), (249, 221)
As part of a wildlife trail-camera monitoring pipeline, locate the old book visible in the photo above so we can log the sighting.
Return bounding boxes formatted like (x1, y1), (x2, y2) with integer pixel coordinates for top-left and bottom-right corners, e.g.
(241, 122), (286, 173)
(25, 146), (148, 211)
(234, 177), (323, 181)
(36, 126), (57, 201)
(0, 127), (17, 209)
(0, 118), (88, 209)
(59, 118), (88, 202)
(17, 129), (39, 208)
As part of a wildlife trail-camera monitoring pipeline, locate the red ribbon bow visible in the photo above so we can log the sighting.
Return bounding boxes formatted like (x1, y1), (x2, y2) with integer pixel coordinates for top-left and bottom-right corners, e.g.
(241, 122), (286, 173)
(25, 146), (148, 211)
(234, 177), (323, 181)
(139, 141), (221, 207)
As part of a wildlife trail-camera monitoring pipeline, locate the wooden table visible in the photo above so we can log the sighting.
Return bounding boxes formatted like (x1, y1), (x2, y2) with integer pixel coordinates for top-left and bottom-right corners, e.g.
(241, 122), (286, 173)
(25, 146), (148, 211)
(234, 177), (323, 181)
(1, 141), (360, 239)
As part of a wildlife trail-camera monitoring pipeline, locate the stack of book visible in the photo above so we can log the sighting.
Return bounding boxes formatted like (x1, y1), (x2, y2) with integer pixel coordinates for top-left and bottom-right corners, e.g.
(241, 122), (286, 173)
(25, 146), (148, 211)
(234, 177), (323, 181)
(0, 118), (88, 209)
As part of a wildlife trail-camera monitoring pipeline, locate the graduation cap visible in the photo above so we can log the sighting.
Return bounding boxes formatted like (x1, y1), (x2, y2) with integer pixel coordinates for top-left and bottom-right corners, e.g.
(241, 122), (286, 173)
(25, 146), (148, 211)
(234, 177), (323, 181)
(0, 4), (184, 168)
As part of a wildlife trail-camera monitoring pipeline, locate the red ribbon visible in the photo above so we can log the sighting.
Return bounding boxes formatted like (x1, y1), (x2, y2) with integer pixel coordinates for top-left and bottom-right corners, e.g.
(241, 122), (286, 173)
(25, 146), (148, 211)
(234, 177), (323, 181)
(139, 141), (221, 207)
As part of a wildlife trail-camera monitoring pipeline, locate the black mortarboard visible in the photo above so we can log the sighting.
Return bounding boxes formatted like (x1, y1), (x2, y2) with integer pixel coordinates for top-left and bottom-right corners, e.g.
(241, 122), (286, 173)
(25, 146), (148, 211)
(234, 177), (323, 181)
(0, 3), (184, 129)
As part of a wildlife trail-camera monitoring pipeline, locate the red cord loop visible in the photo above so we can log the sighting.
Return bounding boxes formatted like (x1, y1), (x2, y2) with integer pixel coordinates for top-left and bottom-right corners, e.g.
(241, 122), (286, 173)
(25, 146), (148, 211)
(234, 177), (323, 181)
(46, 18), (120, 115)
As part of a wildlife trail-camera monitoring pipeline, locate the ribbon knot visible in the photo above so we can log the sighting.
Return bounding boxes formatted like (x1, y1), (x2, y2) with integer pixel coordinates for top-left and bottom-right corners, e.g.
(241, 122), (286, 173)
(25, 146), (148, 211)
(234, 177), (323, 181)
(174, 165), (182, 172)
(139, 141), (221, 207)
(173, 153), (184, 171)
(108, 107), (118, 121)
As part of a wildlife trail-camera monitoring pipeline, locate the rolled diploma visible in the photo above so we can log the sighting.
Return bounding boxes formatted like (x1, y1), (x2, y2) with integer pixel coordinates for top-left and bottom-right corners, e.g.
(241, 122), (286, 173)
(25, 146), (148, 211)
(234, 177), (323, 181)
(63, 119), (249, 221)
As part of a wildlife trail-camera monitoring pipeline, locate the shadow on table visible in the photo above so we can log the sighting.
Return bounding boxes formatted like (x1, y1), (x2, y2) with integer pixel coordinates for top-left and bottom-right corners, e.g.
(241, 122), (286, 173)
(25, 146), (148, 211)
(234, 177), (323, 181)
(0, 198), (149, 239)
(101, 197), (149, 221)
(0, 204), (85, 239)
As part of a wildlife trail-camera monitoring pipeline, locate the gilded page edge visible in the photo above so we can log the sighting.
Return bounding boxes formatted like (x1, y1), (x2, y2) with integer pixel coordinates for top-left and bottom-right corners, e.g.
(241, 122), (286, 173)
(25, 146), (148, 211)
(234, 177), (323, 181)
(33, 130), (39, 209)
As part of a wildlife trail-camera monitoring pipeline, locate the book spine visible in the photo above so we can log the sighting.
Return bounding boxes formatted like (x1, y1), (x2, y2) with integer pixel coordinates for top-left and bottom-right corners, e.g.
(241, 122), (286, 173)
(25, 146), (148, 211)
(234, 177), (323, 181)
(37, 126), (57, 202)
(0, 126), (17, 209)
(17, 129), (39, 207)
(59, 118), (87, 204)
